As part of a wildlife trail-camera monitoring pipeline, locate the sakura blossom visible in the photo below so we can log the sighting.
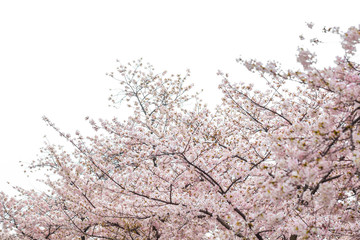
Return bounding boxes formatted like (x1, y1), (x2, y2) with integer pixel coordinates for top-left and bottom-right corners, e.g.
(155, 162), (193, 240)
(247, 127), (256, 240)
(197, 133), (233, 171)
(1, 25), (360, 239)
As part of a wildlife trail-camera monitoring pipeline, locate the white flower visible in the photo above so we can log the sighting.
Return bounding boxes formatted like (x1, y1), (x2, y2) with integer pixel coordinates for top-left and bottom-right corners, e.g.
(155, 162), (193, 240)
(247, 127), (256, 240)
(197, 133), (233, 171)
(353, 150), (360, 168)
(306, 22), (314, 29)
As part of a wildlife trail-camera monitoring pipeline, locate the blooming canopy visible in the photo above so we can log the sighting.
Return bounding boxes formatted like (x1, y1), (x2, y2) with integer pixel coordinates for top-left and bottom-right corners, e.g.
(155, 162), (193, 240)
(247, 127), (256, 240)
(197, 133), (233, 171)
(1, 25), (360, 240)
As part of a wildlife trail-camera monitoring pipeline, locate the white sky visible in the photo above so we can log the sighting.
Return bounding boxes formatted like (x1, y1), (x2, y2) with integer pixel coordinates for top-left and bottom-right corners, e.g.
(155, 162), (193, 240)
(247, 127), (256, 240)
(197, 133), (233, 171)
(0, 0), (359, 195)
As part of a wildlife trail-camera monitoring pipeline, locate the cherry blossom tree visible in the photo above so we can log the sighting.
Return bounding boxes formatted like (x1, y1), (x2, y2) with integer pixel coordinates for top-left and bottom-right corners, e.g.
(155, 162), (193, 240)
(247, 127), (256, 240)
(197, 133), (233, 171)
(1, 24), (360, 239)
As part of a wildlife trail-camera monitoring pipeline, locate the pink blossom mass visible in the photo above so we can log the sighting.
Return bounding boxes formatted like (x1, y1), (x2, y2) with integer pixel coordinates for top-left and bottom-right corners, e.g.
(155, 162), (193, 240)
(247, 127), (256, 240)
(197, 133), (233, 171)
(1, 25), (360, 239)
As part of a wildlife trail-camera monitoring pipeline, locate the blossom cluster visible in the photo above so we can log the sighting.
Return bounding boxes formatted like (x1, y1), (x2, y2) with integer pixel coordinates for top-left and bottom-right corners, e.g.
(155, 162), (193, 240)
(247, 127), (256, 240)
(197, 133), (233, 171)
(0, 25), (360, 239)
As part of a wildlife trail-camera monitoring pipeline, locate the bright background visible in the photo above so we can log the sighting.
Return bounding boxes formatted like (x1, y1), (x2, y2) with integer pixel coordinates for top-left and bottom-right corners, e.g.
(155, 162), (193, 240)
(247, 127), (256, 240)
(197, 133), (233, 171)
(0, 0), (358, 195)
